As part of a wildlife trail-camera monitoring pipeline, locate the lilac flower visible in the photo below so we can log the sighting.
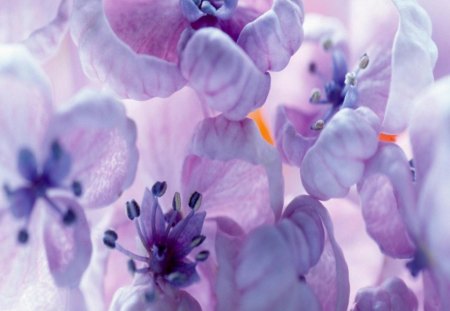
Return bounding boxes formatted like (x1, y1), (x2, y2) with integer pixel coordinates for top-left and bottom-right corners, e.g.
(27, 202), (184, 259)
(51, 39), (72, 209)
(0, 0), (72, 60)
(273, 0), (436, 199)
(351, 277), (418, 311)
(0, 44), (138, 305)
(356, 76), (450, 309)
(215, 195), (349, 310)
(71, 0), (304, 119)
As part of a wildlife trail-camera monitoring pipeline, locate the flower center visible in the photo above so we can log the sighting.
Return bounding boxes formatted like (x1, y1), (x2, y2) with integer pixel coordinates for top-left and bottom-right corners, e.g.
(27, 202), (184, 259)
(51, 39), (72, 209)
(103, 181), (209, 292)
(3, 141), (82, 244)
(308, 44), (369, 130)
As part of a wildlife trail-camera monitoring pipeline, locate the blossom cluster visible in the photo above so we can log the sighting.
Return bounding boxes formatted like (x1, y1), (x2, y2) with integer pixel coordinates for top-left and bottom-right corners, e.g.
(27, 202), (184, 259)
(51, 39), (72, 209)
(0, 0), (449, 310)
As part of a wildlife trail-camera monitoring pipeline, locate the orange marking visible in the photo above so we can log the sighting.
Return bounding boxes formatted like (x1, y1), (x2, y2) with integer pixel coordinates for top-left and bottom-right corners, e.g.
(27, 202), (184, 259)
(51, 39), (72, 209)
(249, 110), (274, 145)
(378, 133), (397, 143)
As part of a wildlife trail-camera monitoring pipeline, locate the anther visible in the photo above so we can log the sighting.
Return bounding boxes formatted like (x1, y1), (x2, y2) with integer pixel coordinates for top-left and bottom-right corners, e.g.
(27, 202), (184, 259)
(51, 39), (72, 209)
(103, 229), (118, 249)
(17, 228), (29, 244)
(188, 191), (202, 210)
(166, 271), (187, 284)
(144, 290), (156, 303)
(62, 208), (77, 225)
(71, 181), (82, 197)
(359, 53), (370, 70)
(51, 141), (63, 160)
(195, 250), (210, 262)
(311, 119), (325, 131)
(344, 72), (357, 86)
(322, 39), (333, 51)
(152, 181), (167, 197)
(128, 259), (136, 273)
(310, 88), (322, 102)
(190, 235), (206, 248)
(308, 62), (317, 73)
(172, 192), (181, 211)
(126, 200), (141, 220)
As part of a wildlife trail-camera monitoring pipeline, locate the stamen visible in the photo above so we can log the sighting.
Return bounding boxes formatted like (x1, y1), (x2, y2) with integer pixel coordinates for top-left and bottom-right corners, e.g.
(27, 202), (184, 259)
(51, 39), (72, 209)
(17, 228), (29, 244)
(188, 191), (202, 210)
(310, 89), (322, 103)
(344, 72), (357, 86)
(166, 271), (188, 284)
(359, 53), (370, 70)
(195, 250), (210, 262)
(409, 159), (416, 182)
(62, 208), (77, 225)
(311, 120), (325, 131)
(190, 235), (206, 248)
(172, 192), (181, 212)
(115, 242), (149, 263)
(71, 181), (82, 197)
(103, 229), (118, 248)
(51, 141), (63, 160)
(128, 259), (137, 273)
(126, 200), (141, 220)
(152, 181), (167, 197)
(308, 62), (317, 73)
(144, 291), (156, 303)
(322, 39), (333, 51)
(43, 196), (65, 217)
(406, 249), (428, 277)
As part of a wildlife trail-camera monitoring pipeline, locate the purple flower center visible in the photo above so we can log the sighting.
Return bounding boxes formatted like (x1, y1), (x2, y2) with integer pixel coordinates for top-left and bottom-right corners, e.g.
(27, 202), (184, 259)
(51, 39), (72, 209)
(103, 182), (208, 292)
(3, 141), (82, 244)
(308, 47), (369, 130)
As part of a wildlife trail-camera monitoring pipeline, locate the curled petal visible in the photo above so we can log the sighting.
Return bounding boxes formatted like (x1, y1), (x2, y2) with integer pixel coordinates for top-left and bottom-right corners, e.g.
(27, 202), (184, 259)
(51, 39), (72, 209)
(184, 115), (282, 223)
(71, 0), (186, 99)
(180, 27), (270, 120)
(358, 144), (416, 258)
(301, 107), (380, 200)
(352, 277), (418, 311)
(382, 0), (437, 133)
(138, 188), (166, 247)
(43, 197), (92, 288)
(237, 0), (304, 72)
(0, 45), (53, 178)
(47, 89), (138, 208)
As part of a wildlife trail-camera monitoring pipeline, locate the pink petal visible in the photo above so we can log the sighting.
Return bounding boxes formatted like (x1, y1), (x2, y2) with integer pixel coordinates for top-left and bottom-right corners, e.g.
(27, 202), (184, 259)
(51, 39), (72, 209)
(179, 27), (270, 120)
(43, 196), (92, 288)
(301, 107), (380, 200)
(184, 115), (282, 223)
(71, 0), (186, 100)
(352, 277), (418, 311)
(237, 0), (304, 72)
(358, 144), (416, 258)
(0, 45), (53, 180)
(46, 90), (138, 208)
(381, 0), (437, 134)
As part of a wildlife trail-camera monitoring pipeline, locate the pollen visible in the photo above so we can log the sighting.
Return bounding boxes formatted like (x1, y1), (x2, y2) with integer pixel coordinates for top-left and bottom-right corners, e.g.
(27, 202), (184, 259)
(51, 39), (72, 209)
(249, 109), (274, 145)
(378, 133), (397, 143)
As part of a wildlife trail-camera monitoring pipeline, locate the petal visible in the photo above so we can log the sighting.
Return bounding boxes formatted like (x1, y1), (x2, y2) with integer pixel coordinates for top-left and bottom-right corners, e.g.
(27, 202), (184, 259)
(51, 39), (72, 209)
(8, 187), (36, 219)
(237, 0), (304, 72)
(180, 0), (205, 22)
(46, 89), (138, 208)
(183, 115), (282, 223)
(352, 277), (418, 311)
(300, 196), (350, 311)
(138, 188), (166, 246)
(358, 144), (416, 258)
(17, 149), (38, 181)
(22, 0), (72, 61)
(169, 211), (206, 259)
(301, 107), (380, 200)
(0, 45), (53, 179)
(43, 196), (92, 288)
(71, 0), (186, 99)
(179, 27), (271, 120)
(381, 0), (437, 133)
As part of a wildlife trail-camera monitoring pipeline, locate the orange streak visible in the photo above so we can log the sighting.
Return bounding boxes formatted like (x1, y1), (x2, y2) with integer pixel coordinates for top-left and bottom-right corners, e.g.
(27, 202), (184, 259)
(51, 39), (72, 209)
(378, 133), (397, 143)
(249, 110), (274, 145)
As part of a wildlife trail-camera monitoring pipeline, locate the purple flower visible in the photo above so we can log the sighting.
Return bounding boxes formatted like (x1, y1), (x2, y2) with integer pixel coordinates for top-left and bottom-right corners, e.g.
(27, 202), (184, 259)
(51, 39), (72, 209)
(351, 277), (418, 311)
(71, 0), (304, 119)
(215, 195), (349, 310)
(0, 45), (138, 306)
(0, 0), (72, 60)
(356, 76), (450, 309)
(273, 0), (437, 199)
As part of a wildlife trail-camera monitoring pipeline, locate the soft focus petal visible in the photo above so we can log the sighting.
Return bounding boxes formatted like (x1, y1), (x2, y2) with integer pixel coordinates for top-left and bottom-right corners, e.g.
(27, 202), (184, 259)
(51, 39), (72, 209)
(8, 188), (36, 219)
(184, 115), (282, 224)
(0, 45), (53, 179)
(71, 0), (186, 99)
(43, 197), (92, 288)
(237, 0), (304, 72)
(358, 144), (416, 258)
(352, 277), (418, 311)
(179, 27), (270, 120)
(382, 0), (437, 133)
(46, 89), (138, 208)
(301, 107), (380, 200)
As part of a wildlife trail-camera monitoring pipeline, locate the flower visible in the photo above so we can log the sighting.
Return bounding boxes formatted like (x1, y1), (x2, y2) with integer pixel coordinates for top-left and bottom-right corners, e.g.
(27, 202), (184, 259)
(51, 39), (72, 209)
(71, 0), (304, 119)
(0, 45), (138, 309)
(356, 76), (450, 309)
(0, 0), (72, 60)
(272, 0), (436, 200)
